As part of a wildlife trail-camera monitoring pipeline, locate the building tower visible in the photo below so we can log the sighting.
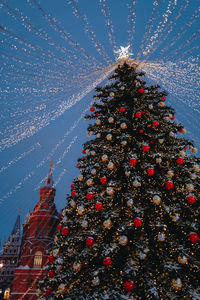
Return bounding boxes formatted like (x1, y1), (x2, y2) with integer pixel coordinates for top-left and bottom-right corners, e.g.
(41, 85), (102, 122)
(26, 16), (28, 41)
(11, 164), (59, 299)
(0, 212), (22, 299)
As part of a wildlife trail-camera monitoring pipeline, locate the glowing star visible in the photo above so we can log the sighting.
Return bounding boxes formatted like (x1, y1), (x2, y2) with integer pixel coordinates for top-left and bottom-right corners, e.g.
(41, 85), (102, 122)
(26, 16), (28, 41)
(114, 45), (133, 60)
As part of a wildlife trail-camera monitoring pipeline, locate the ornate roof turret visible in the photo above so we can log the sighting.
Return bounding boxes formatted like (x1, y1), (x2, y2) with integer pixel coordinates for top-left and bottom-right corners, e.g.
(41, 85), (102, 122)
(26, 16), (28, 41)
(11, 210), (21, 236)
(44, 161), (54, 187)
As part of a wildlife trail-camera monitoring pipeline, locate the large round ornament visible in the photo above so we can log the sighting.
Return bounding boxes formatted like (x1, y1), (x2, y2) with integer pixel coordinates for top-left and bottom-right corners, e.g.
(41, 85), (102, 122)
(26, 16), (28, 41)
(190, 173), (197, 180)
(62, 227), (69, 236)
(108, 117), (114, 123)
(127, 199), (133, 207)
(106, 134), (112, 141)
(186, 195), (196, 204)
(152, 120), (159, 127)
(95, 202), (103, 211)
(103, 219), (112, 229)
(152, 195), (161, 205)
(142, 144), (150, 152)
(73, 262), (81, 272)
(171, 278), (182, 290)
(124, 281), (135, 291)
(176, 157), (184, 165)
(121, 140), (127, 146)
(179, 150), (186, 157)
(86, 237), (94, 246)
(130, 158), (137, 166)
(158, 139), (164, 144)
(86, 179), (94, 186)
(189, 232), (199, 243)
(78, 174), (84, 181)
(192, 147), (198, 154)
(120, 122), (127, 129)
(87, 193), (94, 200)
(96, 119), (101, 125)
(135, 112), (142, 118)
(92, 276), (100, 286)
(57, 284), (66, 294)
(103, 257), (112, 267)
(156, 157), (162, 163)
(138, 252), (147, 260)
(167, 170), (174, 178)
(119, 235), (128, 246)
(107, 161), (114, 170)
(96, 133), (101, 138)
(157, 233), (165, 241)
(133, 218), (142, 227)
(52, 248), (59, 257)
(178, 255), (188, 264)
(77, 205), (85, 215)
(165, 181), (174, 190)
(109, 92), (115, 97)
(100, 177), (107, 185)
(91, 168), (96, 175)
(147, 168), (155, 176)
(186, 183), (194, 192)
(81, 220), (88, 228)
(133, 179), (141, 187)
(193, 164), (200, 172)
(160, 101), (165, 107)
(102, 154), (108, 162)
(106, 187), (114, 195)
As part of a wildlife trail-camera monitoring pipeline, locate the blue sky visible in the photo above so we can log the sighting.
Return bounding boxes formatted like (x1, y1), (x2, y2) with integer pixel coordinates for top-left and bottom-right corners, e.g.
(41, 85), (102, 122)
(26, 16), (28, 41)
(0, 0), (199, 245)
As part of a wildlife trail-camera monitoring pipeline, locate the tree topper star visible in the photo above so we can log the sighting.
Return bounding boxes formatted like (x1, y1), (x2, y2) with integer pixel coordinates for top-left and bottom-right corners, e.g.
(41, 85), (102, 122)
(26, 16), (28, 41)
(114, 45), (133, 60)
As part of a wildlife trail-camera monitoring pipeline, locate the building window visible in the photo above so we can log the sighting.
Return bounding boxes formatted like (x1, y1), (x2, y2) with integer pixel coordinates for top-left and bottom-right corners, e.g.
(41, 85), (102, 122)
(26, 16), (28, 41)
(33, 251), (42, 268)
(3, 288), (10, 299)
(42, 226), (46, 238)
(36, 226), (41, 238)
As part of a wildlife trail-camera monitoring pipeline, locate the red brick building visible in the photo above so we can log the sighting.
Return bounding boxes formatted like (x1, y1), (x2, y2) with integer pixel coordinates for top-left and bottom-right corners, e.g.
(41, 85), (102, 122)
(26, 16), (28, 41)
(11, 166), (59, 299)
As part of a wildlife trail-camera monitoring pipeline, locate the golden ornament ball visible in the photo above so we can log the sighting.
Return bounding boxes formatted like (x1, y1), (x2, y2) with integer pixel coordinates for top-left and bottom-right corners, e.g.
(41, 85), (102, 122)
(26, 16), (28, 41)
(96, 133), (101, 138)
(152, 195), (161, 205)
(78, 174), (84, 181)
(57, 284), (66, 294)
(192, 147), (198, 154)
(179, 150), (186, 157)
(106, 187), (114, 195)
(190, 173), (197, 180)
(169, 131), (174, 137)
(52, 248), (59, 257)
(149, 104), (153, 110)
(86, 179), (94, 186)
(92, 276), (100, 286)
(102, 154), (108, 162)
(73, 262), (81, 271)
(119, 235), (128, 246)
(120, 122), (127, 129)
(121, 140), (127, 146)
(108, 117), (114, 123)
(127, 199), (133, 207)
(167, 170), (174, 178)
(109, 92), (115, 97)
(193, 164), (200, 172)
(69, 200), (76, 208)
(157, 233), (165, 241)
(156, 157), (162, 163)
(91, 168), (96, 175)
(178, 255), (188, 264)
(138, 252), (147, 260)
(171, 278), (182, 290)
(94, 96), (99, 100)
(186, 183), (194, 192)
(106, 133), (112, 141)
(133, 179), (141, 187)
(103, 219), (112, 229)
(160, 101), (165, 107)
(77, 205), (85, 215)
(91, 150), (96, 156)
(158, 139), (164, 144)
(96, 119), (101, 125)
(107, 161), (114, 170)
(81, 220), (88, 228)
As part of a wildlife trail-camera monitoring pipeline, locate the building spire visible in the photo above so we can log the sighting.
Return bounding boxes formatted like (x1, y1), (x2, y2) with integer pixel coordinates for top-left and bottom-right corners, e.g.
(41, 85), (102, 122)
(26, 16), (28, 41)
(11, 210), (21, 236)
(44, 161), (54, 187)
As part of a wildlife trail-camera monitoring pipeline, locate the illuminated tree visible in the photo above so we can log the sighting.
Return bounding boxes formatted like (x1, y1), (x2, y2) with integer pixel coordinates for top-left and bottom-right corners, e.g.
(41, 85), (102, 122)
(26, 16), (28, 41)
(38, 63), (200, 299)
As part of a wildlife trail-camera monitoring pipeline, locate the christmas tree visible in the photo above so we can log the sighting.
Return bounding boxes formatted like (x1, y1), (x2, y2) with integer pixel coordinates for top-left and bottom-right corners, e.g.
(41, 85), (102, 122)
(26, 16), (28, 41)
(38, 63), (200, 299)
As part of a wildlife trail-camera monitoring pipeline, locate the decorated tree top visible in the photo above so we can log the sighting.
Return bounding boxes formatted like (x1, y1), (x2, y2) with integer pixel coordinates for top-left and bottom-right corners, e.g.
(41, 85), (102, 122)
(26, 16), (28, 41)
(38, 63), (200, 300)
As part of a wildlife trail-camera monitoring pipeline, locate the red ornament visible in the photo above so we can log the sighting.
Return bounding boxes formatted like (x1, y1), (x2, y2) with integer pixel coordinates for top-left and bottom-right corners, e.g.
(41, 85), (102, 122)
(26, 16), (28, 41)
(150, 141), (155, 144)
(165, 181), (174, 190)
(100, 177), (107, 185)
(189, 232), (199, 243)
(130, 158), (137, 166)
(179, 128), (184, 133)
(142, 144), (150, 152)
(115, 69), (119, 73)
(187, 195), (196, 204)
(96, 112), (99, 116)
(76, 163), (80, 168)
(176, 157), (184, 165)
(147, 168), (155, 176)
(133, 218), (142, 227)
(48, 270), (55, 278)
(82, 149), (86, 154)
(171, 115), (175, 120)
(57, 224), (62, 231)
(162, 96), (166, 101)
(62, 227), (69, 236)
(48, 255), (55, 263)
(152, 121), (159, 127)
(86, 237), (94, 246)
(87, 193), (94, 200)
(103, 257), (112, 267)
(90, 107), (95, 112)
(95, 202), (103, 211)
(184, 146), (187, 150)
(124, 281), (135, 292)
(71, 190), (76, 197)
(135, 112), (142, 118)
(46, 288), (52, 296)
(70, 183), (74, 189)
(139, 129), (143, 133)
(138, 88), (144, 93)
(119, 107), (125, 113)
(142, 111), (145, 114)
(154, 88), (158, 91)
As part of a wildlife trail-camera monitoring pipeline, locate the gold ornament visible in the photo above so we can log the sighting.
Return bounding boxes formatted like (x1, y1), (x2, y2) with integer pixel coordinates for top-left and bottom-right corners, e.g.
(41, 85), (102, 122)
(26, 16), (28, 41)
(179, 150), (186, 157)
(109, 92), (115, 97)
(127, 199), (133, 207)
(167, 170), (174, 178)
(91, 168), (96, 175)
(103, 219), (112, 229)
(133, 179), (141, 187)
(160, 101), (165, 107)
(152, 195), (161, 205)
(96, 119), (101, 125)
(91, 150), (96, 156)
(178, 255), (188, 264)
(169, 131), (174, 137)
(69, 200), (76, 208)
(106, 134), (112, 141)
(119, 235), (128, 246)
(86, 179), (94, 186)
(102, 154), (108, 162)
(121, 140), (127, 146)
(107, 161), (114, 170)
(108, 117), (114, 123)
(120, 122), (127, 129)
(73, 262), (81, 271)
(138, 252), (147, 260)
(96, 133), (101, 138)
(78, 174), (84, 181)
(149, 104), (153, 110)
(81, 220), (88, 228)
(193, 164), (200, 172)
(157, 233), (165, 241)
(156, 157), (162, 163)
(190, 173), (197, 180)
(186, 183), (194, 192)
(158, 139), (164, 144)
(57, 284), (66, 294)
(106, 187), (114, 195)
(94, 96), (99, 100)
(192, 147), (198, 154)
(168, 113), (173, 118)
(52, 248), (59, 257)
(181, 128), (187, 134)
(92, 276), (100, 286)
(171, 278), (182, 290)
(77, 205), (85, 215)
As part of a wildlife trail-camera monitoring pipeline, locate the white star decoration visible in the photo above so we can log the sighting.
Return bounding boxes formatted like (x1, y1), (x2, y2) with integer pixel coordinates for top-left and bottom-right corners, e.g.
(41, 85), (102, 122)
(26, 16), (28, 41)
(114, 45), (133, 60)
